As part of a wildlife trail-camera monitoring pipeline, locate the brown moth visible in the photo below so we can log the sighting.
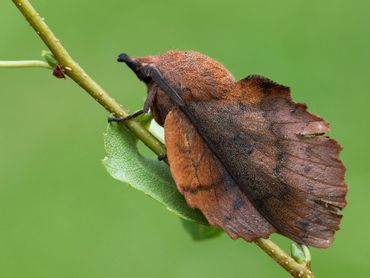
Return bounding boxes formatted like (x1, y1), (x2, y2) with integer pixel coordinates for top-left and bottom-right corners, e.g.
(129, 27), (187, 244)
(116, 50), (347, 248)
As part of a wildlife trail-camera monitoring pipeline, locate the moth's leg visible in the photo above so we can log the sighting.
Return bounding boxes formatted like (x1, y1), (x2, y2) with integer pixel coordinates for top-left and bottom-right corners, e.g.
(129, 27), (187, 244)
(108, 85), (157, 124)
(108, 109), (144, 123)
(143, 87), (157, 113)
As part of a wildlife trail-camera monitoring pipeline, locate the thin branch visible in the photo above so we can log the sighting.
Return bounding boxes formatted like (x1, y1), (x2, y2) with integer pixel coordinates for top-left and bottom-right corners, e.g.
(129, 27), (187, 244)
(11, 1), (313, 277)
(0, 60), (51, 69)
(255, 239), (313, 278)
(11, 0), (166, 157)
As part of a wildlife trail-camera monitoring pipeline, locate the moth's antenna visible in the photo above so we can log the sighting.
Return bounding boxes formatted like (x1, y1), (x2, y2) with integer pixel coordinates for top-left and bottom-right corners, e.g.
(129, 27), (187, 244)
(117, 53), (141, 75)
(145, 66), (185, 107)
(118, 53), (185, 108)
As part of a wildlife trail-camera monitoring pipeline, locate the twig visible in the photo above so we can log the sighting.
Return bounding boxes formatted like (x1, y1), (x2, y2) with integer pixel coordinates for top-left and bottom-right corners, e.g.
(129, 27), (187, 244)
(11, 0), (166, 157)
(10, 1), (313, 277)
(255, 239), (313, 278)
(0, 60), (51, 68)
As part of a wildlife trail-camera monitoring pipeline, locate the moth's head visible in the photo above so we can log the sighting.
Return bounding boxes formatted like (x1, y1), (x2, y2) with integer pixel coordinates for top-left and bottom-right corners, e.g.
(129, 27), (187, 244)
(118, 50), (236, 124)
(119, 50), (235, 97)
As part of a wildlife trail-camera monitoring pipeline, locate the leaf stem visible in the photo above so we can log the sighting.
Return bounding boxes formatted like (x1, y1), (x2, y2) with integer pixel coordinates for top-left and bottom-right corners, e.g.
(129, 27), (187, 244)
(0, 60), (51, 69)
(11, 0), (166, 157)
(11, 1), (314, 277)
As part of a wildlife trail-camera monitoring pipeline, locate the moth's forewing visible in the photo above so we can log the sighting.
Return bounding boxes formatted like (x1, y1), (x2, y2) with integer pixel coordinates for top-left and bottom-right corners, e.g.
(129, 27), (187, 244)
(165, 107), (276, 241)
(166, 75), (347, 248)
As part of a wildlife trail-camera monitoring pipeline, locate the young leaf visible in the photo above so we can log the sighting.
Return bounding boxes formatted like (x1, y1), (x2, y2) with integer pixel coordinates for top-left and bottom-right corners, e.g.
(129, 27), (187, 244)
(148, 119), (165, 144)
(41, 50), (57, 67)
(181, 219), (223, 241)
(103, 122), (208, 224)
(290, 242), (306, 264)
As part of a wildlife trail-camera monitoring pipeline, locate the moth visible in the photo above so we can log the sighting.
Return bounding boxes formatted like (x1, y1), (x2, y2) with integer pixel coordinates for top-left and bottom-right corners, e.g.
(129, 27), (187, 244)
(115, 50), (347, 248)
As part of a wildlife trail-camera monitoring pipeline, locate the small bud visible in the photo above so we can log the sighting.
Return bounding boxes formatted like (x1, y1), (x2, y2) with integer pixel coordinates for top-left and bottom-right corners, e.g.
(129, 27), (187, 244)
(41, 50), (58, 67)
(301, 244), (311, 263)
(290, 242), (306, 264)
(52, 65), (65, 79)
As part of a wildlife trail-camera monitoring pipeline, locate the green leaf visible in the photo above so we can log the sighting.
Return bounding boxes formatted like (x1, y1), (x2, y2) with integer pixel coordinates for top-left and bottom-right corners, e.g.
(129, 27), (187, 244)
(290, 242), (306, 264)
(102, 122), (208, 224)
(135, 112), (153, 128)
(103, 123), (224, 240)
(41, 50), (58, 67)
(148, 119), (165, 144)
(301, 245), (311, 263)
(181, 219), (223, 241)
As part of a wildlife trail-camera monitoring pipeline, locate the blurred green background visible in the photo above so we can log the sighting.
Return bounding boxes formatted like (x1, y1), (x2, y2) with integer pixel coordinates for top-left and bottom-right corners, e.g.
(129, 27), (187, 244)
(1, 0), (369, 277)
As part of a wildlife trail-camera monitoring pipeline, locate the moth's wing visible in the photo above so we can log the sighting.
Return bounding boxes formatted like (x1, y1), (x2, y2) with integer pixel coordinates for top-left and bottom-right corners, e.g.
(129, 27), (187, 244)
(180, 75), (347, 248)
(165, 107), (276, 241)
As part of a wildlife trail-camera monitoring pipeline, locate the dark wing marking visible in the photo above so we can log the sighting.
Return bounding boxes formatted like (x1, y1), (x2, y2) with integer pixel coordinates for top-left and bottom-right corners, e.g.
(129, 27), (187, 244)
(164, 108), (276, 241)
(179, 75), (347, 248)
